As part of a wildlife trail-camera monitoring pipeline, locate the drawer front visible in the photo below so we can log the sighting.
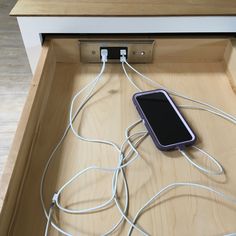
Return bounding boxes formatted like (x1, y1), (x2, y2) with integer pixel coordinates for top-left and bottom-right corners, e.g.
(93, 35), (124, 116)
(1, 36), (236, 235)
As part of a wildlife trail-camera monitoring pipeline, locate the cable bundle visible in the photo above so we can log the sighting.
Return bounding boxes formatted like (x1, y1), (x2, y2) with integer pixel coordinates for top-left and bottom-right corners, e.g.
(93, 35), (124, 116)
(42, 51), (236, 236)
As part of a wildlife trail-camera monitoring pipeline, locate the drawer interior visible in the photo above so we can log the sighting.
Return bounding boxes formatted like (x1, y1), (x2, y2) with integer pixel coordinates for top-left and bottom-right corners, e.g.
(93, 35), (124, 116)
(1, 37), (236, 236)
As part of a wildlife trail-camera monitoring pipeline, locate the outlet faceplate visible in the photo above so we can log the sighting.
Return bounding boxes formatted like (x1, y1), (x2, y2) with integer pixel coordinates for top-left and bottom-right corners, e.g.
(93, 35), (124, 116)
(79, 40), (155, 63)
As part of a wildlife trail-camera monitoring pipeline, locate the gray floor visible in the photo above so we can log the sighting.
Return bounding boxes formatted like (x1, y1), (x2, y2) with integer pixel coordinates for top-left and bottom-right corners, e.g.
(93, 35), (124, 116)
(0, 0), (31, 179)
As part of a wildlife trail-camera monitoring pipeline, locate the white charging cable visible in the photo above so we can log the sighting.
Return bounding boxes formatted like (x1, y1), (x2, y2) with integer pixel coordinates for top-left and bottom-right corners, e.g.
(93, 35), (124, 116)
(45, 126), (147, 235)
(127, 182), (236, 236)
(54, 130), (146, 215)
(43, 50), (109, 235)
(120, 55), (236, 235)
(43, 49), (236, 236)
(43, 49), (148, 235)
(121, 55), (236, 126)
(179, 146), (224, 176)
(120, 54), (236, 176)
(122, 58), (236, 124)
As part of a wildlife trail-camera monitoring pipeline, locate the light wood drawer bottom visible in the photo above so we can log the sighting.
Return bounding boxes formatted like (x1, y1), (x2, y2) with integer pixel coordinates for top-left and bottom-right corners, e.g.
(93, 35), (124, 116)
(1, 37), (236, 236)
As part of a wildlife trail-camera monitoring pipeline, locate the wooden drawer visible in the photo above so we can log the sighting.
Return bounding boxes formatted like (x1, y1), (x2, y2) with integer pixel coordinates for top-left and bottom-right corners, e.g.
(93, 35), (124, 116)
(1, 36), (236, 236)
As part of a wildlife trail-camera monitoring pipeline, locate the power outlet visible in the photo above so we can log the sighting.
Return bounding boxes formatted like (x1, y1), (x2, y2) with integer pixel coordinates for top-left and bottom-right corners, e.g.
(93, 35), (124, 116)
(100, 47), (128, 60)
(80, 40), (155, 63)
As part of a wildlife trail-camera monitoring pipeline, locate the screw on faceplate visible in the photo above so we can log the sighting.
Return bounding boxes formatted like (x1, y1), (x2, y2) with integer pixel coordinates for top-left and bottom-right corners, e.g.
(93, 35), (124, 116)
(133, 51), (145, 56)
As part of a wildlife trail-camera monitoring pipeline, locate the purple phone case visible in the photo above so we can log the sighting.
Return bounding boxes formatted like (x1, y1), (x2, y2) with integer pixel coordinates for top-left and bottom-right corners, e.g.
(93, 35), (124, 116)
(132, 89), (196, 151)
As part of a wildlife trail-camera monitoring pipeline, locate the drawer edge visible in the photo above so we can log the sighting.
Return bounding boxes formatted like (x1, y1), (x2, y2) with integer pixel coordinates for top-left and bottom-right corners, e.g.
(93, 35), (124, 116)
(0, 40), (56, 234)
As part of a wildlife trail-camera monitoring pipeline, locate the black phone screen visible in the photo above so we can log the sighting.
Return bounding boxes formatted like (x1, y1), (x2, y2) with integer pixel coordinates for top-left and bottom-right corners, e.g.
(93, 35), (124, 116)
(136, 91), (194, 147)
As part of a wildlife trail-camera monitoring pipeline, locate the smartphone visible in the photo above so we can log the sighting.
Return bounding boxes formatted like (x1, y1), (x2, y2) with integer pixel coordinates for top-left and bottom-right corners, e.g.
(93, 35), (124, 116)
(132, 89), (196, 151)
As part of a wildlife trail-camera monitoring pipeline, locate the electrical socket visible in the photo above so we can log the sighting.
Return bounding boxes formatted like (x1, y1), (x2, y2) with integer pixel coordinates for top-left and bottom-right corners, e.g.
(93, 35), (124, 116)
(100, 47), (128, 60)
(80, 40), (155, 63)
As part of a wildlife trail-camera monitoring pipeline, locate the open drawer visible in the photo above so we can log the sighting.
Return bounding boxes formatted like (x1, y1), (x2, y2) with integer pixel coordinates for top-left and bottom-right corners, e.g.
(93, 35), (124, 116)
(1, 36), (236, 236)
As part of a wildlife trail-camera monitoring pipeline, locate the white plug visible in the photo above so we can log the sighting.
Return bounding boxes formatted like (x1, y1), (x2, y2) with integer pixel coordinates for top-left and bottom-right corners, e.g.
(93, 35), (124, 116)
(52, 192), (58, 204)
(101, 49), (108, 62)
(120, 49), (127, 62)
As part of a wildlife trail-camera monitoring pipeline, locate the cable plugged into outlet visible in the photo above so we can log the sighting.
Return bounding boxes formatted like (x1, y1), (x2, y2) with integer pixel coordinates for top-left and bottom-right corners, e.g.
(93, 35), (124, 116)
(100, 47), (128, 62)
(100, 49), (108, 62)
(80, 40), (154, 63)
(120, 49), (127, 62)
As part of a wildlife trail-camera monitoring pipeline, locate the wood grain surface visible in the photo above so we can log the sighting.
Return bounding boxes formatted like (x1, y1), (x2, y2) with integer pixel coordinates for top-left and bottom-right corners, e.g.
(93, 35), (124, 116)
(1, 38), (236, 235)
(10, 0), (236, 16)
(0, 0), (31, 208)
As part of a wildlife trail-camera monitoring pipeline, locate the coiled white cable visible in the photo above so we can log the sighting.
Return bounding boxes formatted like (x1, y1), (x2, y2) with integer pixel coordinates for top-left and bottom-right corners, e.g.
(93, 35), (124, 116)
(42, 53), (236, 236)
(120, 58), (233, 176)
(54, 131), (146, 214)
(179, 146), (224, 176)
(47, 129), (147, 235)
(52, 131), (147, 234)
(43, 53), (148, 235)
(178, 104), (236, 175)
(120, 58), (236, 235)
